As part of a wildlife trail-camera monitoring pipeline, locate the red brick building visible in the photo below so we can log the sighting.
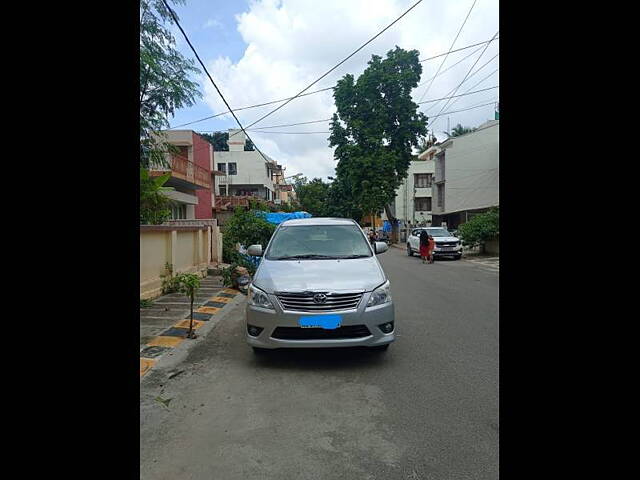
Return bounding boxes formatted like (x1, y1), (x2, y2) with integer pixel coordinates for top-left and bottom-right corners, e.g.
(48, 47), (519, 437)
(150, 130), (214, 220)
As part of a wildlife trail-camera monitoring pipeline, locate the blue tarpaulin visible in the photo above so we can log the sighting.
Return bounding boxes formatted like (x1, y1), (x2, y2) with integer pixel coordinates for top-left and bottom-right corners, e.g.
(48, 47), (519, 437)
(382, 220), (392, 233)
(255, 211), (312, 225)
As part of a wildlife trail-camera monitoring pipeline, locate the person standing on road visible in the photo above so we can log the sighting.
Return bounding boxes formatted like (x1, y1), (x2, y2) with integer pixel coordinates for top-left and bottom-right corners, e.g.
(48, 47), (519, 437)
(427, 234), (436, 264)
(419, 229), (430, 264)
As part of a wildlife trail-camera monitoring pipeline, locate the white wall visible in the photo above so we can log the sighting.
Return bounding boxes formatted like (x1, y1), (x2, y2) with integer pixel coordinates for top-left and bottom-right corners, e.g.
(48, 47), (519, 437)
(437, 121), (499, 214)
(214, 150), (274, 192)
(387, 159), (435, 224)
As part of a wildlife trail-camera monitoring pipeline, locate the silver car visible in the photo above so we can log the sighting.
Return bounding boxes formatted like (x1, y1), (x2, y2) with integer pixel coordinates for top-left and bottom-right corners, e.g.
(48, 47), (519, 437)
(245, 218), (395, 353)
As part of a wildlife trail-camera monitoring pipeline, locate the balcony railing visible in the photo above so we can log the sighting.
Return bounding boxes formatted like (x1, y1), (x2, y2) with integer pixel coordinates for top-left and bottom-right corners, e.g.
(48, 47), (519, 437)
(214, 195), (275, 210)
(150, 155), (211, 189)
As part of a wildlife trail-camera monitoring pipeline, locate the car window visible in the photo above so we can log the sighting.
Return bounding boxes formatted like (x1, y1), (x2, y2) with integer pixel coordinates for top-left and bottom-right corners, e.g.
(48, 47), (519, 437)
(266, 225), (373, 259)
(427, 228), (450, 237)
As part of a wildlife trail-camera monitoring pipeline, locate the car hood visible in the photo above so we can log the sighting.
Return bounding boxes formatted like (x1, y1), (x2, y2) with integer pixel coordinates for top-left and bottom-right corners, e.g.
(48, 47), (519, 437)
(253, 257), (386, 294)
(433, 236), (459, 242)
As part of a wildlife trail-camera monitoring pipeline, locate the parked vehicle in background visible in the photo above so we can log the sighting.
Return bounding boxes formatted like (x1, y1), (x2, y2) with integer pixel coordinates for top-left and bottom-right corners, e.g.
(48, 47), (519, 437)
(245, 218), (395, 353)
(407, 227), (462, 260)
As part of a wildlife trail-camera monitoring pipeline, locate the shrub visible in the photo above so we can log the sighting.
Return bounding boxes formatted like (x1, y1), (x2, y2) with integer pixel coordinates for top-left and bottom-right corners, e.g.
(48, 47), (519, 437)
(140, 168), (174, 225)
(458, 208), (499, 249)
(222, 207), (275, 263)
(160, 263), (180, 294)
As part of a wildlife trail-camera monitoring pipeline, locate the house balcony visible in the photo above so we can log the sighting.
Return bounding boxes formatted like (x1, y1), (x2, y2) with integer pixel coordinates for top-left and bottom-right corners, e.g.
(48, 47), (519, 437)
(214, 195), (275, 211)
(150, 155), (211, 190)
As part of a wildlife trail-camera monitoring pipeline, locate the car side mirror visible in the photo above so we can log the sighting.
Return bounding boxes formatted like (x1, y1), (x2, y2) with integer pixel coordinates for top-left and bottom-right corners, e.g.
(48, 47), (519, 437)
(374, 241), (388, 254)
(247, 244), (263, 257)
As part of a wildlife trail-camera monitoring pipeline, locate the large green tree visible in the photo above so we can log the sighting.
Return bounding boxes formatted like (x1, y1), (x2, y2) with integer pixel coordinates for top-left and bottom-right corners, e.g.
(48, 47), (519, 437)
(329, 47), (428, 241)
(140, 0), (201, 168)
(293, 177), (331, 216)
(139, 0), (201, 224)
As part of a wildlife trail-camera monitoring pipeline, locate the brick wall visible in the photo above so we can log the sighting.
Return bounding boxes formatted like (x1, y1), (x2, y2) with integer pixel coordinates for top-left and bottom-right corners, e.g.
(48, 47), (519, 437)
(192, 132), (213, 219)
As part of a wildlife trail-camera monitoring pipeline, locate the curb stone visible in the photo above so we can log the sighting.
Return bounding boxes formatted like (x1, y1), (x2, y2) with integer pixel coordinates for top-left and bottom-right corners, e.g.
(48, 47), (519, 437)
(140, 287), (243, 379)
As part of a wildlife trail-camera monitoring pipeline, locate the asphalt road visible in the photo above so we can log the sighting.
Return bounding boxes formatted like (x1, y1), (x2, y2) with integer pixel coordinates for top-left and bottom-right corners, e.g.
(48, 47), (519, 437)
(140, 247), (499, 480)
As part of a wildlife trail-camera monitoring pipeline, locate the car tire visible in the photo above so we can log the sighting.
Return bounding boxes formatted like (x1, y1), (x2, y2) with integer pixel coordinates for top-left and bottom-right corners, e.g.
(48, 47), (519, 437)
(407, 244), (413, 256)
(455, 254), (462, 260)
(370, 344), (389, 352)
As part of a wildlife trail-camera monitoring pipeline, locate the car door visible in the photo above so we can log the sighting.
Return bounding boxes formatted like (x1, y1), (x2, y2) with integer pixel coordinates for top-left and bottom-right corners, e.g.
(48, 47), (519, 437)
(409, 229), (420, 250)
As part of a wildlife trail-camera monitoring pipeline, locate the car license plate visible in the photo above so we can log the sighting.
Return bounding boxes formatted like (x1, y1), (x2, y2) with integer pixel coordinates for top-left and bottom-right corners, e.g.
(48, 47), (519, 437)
(440, 246), (454, 251)
(298, 314), (341, 330)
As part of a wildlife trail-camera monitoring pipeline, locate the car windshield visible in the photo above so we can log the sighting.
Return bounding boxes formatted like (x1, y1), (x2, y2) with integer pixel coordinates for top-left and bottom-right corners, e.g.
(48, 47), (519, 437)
(427, 228), (451, 237)
(266, 224), (373, 260)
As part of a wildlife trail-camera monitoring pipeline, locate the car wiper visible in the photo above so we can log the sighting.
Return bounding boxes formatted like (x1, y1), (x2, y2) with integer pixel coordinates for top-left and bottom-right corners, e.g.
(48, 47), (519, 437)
(274, 254), (337, 260)
(335, 254), (370, 258)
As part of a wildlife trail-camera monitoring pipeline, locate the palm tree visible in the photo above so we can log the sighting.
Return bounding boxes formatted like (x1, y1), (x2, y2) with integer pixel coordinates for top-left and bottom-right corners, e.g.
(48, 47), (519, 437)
(446, 124), (476, 137)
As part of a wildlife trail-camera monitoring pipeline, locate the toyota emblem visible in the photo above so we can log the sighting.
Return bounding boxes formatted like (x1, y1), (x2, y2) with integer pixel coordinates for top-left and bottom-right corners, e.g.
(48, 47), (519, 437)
(313, 293), (327, 304)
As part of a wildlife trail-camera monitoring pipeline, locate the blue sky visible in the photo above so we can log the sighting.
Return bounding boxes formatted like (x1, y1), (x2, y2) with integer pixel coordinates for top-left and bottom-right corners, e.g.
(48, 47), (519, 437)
(164, 0), (499, 180)
(169, 0), (250, 132)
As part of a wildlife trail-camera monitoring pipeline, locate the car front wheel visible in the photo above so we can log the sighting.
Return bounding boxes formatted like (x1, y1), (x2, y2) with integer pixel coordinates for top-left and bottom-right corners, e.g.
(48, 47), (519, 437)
(407, 244), (413, 256)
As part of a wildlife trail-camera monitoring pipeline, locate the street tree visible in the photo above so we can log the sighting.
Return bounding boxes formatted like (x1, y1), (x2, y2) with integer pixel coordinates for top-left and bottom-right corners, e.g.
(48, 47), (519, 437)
(293, 177), (331, 216)
(329, 47), (427, 242)
(325, 176), (364, 220)
(175, 273), (201, 339)
(140, 0), (201, 168)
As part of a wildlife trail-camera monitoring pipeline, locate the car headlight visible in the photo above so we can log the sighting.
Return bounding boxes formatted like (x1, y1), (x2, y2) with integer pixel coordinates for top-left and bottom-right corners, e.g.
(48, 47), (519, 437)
(367, 281), (392, 307)
(248, 284), (275, 310)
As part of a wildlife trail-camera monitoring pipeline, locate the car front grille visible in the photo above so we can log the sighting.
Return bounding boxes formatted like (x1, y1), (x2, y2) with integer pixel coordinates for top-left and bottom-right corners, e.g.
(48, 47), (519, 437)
(271, 325), (371, 340)
(276, 292), (363, 312)
(436, 242), (458, 247)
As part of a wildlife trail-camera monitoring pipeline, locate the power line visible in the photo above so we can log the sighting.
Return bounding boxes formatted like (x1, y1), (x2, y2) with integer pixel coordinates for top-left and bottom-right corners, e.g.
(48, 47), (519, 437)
(247, 118), (333, 130)
(429, 99), (497, 121)
(429, 30), (499, 128)
(423, 52), (499, 114)
(250, 101), (496, 135)
(169, 87), (334, 130)
(417, 42), (489, 89)
(249, 130), (330, 135)
(440, 68), (498, 113)
(419, 36), (498, 63)
(160, 0), (275, 168)
(231, 0), (425, 136)
(418, 0), (477, 102)
(169, 36), (500, 131)
(234, 87), (498, 133)
(418, 85), (498, 104)
(428, 69), (498, 130)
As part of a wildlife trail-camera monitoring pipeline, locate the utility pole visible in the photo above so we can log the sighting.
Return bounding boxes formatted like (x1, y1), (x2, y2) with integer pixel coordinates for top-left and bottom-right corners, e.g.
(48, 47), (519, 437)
(447, 117), (450, 136)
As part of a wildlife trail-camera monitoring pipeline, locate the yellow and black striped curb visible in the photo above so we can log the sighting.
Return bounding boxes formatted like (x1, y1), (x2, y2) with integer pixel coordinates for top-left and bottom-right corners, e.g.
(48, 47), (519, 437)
(140, 288), (240, 378)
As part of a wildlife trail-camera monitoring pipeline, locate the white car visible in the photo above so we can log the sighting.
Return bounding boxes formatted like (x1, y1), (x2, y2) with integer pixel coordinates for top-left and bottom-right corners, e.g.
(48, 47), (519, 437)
(407, 227), (463, 260)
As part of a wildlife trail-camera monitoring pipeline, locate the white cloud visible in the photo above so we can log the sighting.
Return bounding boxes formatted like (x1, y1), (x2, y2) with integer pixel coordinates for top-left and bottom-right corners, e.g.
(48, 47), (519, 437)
(201, 0), (499, 180)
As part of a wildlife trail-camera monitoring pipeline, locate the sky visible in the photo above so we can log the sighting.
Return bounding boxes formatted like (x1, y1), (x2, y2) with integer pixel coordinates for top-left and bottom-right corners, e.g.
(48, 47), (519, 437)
(167, 0), (499, 181)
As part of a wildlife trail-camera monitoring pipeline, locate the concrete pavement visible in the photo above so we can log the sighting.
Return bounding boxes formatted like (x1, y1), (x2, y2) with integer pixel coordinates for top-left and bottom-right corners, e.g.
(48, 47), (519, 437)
(140, 247), (498, 479)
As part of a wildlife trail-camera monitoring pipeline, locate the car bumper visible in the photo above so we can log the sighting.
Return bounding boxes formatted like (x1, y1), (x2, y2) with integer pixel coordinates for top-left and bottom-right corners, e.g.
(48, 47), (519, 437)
(246, 294), (395, 349)
(433, 247), (462, 256)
